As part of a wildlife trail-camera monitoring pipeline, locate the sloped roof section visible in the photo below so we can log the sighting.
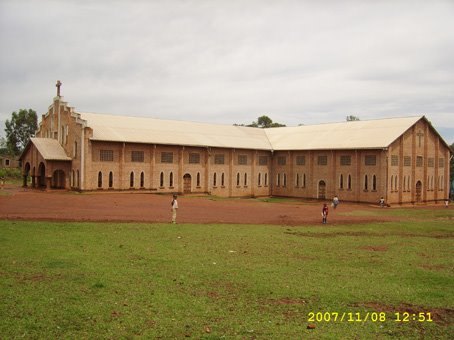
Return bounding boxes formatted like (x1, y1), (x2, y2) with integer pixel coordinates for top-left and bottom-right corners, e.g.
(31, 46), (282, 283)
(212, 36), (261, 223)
(265, 116), (423, 150)
(79, 112), (272, 150)
(78, 112), (428, 151)
(29, 138), (72, 161)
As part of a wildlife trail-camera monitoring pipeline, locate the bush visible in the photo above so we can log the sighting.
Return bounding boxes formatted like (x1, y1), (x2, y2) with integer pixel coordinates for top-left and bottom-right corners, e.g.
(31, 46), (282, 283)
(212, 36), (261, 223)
(0, 167), (22, 179)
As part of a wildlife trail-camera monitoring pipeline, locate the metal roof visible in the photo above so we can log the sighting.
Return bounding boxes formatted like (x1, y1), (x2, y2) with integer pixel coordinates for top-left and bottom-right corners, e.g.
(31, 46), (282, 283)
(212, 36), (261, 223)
(265, 116), (423, 150)
(79, 112), (424, 151)
(29, 137), (72, 161)
(79, 112), (272, 150)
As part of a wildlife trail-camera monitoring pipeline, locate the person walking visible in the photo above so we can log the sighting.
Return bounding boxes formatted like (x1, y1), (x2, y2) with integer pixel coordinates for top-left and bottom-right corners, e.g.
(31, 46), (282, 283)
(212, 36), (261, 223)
(332, 195), (339, 209)
(322, 203), (329, 224)
(171, 194), (179, 224)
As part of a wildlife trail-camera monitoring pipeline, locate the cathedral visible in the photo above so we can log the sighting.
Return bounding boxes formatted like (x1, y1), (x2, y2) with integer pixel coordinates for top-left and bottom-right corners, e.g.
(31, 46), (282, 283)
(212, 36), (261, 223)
(20, 82), (451, 204)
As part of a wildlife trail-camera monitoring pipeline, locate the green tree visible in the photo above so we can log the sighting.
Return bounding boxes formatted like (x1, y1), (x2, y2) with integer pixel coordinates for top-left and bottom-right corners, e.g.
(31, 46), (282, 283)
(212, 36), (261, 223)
(247, 115), (286, 128)
(5, 109), (38, 155)
(346, 115), (360, 121)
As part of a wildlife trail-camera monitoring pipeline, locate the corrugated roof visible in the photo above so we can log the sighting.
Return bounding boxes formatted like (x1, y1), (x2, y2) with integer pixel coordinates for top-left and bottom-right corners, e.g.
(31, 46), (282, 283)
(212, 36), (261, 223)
(78, 112), (424, 151)
(29, 138), (72, 161)
(265, 116), (423, 150)
(79, 112), (272, 150)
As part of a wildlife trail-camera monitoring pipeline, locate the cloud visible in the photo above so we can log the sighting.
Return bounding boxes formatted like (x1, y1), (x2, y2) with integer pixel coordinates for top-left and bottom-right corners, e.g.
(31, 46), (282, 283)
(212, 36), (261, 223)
(0, 0), (453, 143)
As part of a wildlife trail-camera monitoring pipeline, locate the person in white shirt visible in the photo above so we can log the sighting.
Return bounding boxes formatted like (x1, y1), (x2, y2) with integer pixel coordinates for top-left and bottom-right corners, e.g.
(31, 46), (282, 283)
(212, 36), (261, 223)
(171, 194), (179, 223)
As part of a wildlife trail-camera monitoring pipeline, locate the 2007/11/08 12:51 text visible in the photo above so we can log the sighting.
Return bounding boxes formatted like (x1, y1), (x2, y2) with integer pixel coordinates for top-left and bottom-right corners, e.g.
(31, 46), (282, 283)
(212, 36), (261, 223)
(308, 312), (433, 323)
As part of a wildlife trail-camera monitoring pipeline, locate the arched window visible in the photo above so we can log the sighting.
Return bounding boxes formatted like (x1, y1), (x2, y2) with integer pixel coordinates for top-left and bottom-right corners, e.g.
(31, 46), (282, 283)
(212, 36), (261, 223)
(221, 173), (225, 186)
(283, 173), (287, 187)
(303, 173), (306, 188)
(391, 175), (394, 191)
(348, 174), (352, 190)
(109, 171), (113, 188)
(296, 173), (300, 187)
(197, 172), (200, 187)
(236, 173), (240, 186)
(140, 172), (144, 188)
(130, 172), (134, 188)
(160, 172), (164, 187)
(339, 174), (344, 189)
(395, 176), (398, 191)
(277, 173), (281, 187)
(265, 173), (268, 186)
(244, 173), (247, 186)
(364, 174), (368, 190)
(258, 173), (261, 186)
(213, 173), (217, 187)
(170, 172), (174, 187)
(98, 171), (102, 188)
(372, 175), (377, 191)
(76, 170), (80, 187)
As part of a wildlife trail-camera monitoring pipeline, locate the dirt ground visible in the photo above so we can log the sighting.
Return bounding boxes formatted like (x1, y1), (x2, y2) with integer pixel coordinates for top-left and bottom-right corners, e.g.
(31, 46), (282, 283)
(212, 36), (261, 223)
(0, 184), (438, 225)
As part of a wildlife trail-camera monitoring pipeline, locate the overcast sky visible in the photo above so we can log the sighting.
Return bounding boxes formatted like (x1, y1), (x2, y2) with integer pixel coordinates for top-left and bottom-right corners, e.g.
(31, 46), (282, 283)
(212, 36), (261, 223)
(1, 0), (453, 144)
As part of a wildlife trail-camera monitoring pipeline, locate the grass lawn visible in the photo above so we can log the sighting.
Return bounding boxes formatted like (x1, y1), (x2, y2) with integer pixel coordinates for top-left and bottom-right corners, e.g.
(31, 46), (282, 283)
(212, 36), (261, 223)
(0, 215), (453, 339)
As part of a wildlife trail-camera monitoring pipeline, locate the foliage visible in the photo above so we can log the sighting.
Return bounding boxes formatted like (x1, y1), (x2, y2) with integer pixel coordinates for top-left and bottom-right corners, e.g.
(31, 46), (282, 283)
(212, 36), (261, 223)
(0, 137), (8, 155)
(0, 217), (452, 339)
(4, 109), (37, 155)
(235, 115), (286, 128)
(0, 167), (21, 179)
(346, 115), (360, 121)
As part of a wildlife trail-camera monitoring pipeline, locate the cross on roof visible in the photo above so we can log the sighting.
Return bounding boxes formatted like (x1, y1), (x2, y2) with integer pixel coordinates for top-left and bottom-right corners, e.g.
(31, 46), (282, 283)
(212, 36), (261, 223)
(56, 80), (62, 97)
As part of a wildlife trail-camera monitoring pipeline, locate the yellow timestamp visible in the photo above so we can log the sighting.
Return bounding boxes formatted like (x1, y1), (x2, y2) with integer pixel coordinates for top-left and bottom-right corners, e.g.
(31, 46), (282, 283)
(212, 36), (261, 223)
(307, 312), (433, 323)
(394, 312), (433, 322)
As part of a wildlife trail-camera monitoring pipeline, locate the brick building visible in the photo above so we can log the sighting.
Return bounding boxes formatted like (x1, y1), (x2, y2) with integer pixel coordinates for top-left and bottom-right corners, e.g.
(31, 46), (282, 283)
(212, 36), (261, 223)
(20, 85), (451, 204)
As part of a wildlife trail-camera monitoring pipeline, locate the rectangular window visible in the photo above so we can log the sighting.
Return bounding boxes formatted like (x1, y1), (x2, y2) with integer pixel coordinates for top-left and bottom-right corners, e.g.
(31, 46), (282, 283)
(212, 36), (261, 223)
(317, 155), (327, 166)
(365, 155), (376, 166)
(189, 153), (200, 164)
(214, 154), (225, 164)
(161, 152), (173, 163)
(100, 150), (113, 162)
(296, 155), (305, 165)
(258, 156), (268, 165)
(427, 158), (434, 167)
(416, 156), (423, 167)
(391, 155), (398, 166)
(238, 155), (247, 165)
(277, 156), (286, 166)
(439, 158), (445, 168)
(340, 155), (351, 166)
(131, 151), (144, 162)
(404, 156), (411, 167)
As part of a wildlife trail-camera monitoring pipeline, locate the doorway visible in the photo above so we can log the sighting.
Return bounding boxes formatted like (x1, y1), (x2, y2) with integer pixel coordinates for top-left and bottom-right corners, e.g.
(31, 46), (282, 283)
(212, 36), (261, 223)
(415, 181), (422, 202)
(318, 180), (326, 199)
(183, 174), (192, 194)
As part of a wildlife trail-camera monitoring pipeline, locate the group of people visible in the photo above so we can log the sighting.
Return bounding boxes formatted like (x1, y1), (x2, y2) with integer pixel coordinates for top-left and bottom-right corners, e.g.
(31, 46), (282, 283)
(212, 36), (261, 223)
(321, 195), (339, 224)
(170, 194), (450, 224)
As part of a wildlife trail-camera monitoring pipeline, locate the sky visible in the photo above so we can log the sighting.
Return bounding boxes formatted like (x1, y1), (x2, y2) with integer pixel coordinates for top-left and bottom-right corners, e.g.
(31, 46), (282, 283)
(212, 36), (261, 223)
(1, 0), (453, 144)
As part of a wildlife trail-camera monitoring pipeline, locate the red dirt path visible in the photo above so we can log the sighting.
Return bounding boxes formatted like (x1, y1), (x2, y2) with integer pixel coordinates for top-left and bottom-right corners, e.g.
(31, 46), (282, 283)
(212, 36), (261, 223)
(0, 185), (410, 225)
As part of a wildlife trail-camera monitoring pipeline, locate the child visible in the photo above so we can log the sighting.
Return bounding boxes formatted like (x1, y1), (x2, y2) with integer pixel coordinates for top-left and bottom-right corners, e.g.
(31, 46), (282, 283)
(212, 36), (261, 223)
(322, 203), (329, 224)
(171, 194), (179, 223)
